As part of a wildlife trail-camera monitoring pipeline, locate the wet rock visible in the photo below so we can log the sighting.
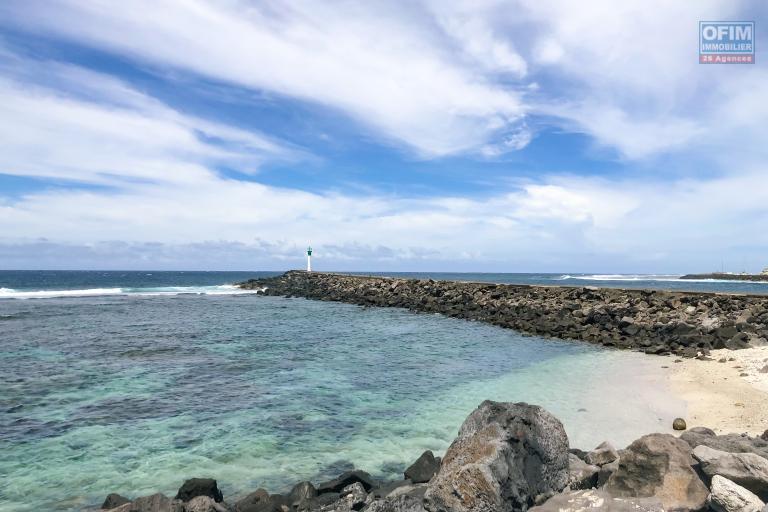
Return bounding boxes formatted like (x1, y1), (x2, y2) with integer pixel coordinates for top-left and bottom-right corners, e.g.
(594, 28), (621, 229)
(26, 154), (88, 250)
(317, 483), (367, 512)
(317, 470), (376, 494)
(568, 453), (599, 490)
(305, 493), (340, 511)
(102, 493), (130, 509)
(586, 441), (619, 466)
(529, 489), (664, 511)
(110, 493), (184, 512)
(708, 475), (765, 512)
(603, 434), (708, 511)
(288, 481), (317, 510)
(176, 479), (224, 503)
(424, 401), (569, 512)
(673, 418), (687, 430)
(235, 489), (285, 512)
(693, 445), (768, 500)
(371, 480), (413, 500)
(404, 450), (440, 484)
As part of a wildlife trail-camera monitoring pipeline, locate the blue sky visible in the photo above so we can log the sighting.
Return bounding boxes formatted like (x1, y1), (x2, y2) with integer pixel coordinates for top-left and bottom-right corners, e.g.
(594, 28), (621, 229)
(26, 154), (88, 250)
(0, 0), (767, 272)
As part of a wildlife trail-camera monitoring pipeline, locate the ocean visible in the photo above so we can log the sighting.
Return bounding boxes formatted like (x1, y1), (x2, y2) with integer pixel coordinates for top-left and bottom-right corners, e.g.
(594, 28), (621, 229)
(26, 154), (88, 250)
(1, 270), (765, 511)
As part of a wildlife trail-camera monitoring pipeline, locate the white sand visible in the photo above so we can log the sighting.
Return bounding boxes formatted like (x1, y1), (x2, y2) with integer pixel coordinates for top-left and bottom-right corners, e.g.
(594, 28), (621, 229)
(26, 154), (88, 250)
(667, 346), (768, 435)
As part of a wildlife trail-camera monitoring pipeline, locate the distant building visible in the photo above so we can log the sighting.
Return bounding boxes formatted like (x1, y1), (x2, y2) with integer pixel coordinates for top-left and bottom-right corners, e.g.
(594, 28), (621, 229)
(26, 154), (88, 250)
(762, 267), (768, 275)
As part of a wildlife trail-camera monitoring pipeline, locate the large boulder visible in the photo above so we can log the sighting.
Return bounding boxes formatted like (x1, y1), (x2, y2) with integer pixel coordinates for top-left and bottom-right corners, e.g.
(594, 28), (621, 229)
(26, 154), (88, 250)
(708, 475), (765, 512)
(176, 479), (224, 503)
(404, 451), (440, 484)
(603, 434), (708, 511)
(110, 493), (184, 512)
(680, 429), (768, 459)
(102, 493), (131, 509)
(692, 445), (768, 500)
(529, 489), (664, 511)
(423, 401), (570, 512)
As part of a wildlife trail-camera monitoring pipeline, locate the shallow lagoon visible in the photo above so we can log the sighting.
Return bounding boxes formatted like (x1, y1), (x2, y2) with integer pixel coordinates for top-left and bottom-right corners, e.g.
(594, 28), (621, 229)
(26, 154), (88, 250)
(0, 294), (682, 511)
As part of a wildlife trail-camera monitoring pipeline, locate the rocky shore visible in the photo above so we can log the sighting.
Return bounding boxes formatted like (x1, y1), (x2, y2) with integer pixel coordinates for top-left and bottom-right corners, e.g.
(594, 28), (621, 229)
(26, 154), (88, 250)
(680, 273), (768, 283)
(99, 401), (768, 512)
(237, 271), (768, 357)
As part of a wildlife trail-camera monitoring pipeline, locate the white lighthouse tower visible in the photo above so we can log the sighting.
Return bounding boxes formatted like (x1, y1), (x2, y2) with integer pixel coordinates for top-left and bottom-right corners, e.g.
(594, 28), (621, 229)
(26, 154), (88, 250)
(306, 245), (312, 272)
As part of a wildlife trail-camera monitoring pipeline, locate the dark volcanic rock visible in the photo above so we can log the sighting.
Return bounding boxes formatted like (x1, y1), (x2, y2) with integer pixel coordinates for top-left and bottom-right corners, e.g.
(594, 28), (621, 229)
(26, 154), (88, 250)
(604, 434), (708, 511)
(237, 271), (768, 357)
(109, 493), (183, 512)
(102, 493), (130, 509)
(317, 470), (376, 494)
(424, 400), (569, 512)
(235, 489), (289, 512)
(404, 450), (440, 484)
(175, 478), (223, 503)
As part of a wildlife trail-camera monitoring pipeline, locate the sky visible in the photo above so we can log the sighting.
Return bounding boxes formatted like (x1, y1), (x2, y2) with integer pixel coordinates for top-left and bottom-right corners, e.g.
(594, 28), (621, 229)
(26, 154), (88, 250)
(0, 0), (766, 272)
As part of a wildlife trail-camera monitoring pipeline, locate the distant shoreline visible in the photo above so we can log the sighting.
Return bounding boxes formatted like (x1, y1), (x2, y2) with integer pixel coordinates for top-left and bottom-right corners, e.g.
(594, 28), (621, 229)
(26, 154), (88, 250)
(680, 272), (768, 282)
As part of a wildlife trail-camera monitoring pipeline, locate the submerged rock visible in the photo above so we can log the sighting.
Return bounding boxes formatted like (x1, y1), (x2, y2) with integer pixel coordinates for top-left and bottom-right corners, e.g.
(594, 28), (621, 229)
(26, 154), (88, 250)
(603, 434), (708, 511)
(424, 400), (569, 512)
(708, 475), (765, 512)
(404, 450), (440, 484)
(529, 489), (664, 511)
(175, 478), (224, 503)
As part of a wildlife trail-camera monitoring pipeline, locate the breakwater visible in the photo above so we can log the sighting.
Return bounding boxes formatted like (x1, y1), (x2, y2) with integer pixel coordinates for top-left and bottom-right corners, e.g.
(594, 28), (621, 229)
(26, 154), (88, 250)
(238, 271), (768, 357)
(681, 272), (768, 283)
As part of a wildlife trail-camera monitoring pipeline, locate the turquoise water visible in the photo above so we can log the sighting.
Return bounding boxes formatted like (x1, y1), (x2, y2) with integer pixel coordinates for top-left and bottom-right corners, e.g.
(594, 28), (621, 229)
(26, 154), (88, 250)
(0, 287), (684, 512)
(0, 270), (715, 511)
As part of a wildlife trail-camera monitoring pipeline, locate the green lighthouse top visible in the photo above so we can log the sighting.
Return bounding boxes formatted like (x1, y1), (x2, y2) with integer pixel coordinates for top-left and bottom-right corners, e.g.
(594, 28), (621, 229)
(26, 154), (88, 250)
(307, 246), (312, 256)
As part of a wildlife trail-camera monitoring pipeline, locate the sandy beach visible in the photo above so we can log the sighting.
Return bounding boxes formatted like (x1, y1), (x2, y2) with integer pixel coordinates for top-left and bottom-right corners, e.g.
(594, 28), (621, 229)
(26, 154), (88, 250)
(668, 345), (768, 435)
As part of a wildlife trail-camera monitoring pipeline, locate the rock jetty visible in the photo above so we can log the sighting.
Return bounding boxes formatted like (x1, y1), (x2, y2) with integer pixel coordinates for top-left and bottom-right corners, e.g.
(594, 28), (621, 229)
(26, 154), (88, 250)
(99, 401), (768, 512)
(681, 273), (768, 283)
(237, 271), (768, 357)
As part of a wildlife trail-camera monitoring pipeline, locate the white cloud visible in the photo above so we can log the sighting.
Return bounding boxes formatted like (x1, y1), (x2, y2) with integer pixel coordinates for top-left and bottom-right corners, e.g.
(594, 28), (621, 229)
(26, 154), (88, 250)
(0, 64), (295, 186)
(2, 0), (528, 157)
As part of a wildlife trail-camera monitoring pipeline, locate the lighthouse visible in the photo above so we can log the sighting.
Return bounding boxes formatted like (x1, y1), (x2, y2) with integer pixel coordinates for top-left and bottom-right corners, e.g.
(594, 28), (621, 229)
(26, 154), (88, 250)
(306, 245), (313, 272)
